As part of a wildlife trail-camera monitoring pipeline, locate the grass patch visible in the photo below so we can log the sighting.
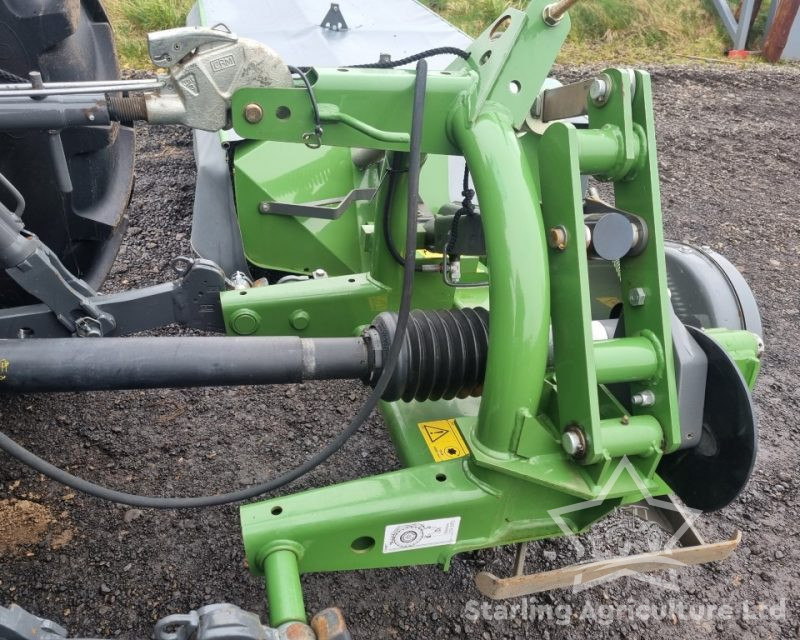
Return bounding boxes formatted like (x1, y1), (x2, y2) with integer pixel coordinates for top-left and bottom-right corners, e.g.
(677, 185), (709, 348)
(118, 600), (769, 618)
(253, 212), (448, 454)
(425, 0), (733, 63)
(105, 0), (193, 68)
(106, 0), (761, 68)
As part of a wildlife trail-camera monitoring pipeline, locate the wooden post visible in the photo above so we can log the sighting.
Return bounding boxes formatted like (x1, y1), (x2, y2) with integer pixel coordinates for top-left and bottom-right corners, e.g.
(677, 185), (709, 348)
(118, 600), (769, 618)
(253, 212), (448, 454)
(763, 0), (800, 62)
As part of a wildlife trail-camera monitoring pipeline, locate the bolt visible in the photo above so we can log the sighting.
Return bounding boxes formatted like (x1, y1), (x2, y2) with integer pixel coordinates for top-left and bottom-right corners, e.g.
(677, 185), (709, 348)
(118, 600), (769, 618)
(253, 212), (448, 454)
(229, 270), (252, 290)
(243, 102), (263, 124)
(312, 268), (328, 279)
(231, 309), (261, 335)
(631, 390), (656, 407)
(531, 94), (543, 118)
(259, 202), (271, 214)
(589, 76), (612, 107)
(561, 426), (586, 458)
(548, 226), (568, 251)
(74, 317), (101, 338)
(628, 287), (647, 307)
(289, 309), (311, 331)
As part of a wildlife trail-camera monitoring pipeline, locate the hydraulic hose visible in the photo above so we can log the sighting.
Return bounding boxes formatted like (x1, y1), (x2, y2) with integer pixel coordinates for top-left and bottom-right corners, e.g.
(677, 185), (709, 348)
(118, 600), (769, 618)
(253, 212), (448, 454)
(0, 59), (429, 509)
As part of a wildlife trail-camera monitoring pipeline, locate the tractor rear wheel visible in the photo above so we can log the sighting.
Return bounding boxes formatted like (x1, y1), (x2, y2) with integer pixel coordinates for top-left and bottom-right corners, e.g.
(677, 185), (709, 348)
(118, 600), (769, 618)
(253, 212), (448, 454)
(0, 0), (134, 306)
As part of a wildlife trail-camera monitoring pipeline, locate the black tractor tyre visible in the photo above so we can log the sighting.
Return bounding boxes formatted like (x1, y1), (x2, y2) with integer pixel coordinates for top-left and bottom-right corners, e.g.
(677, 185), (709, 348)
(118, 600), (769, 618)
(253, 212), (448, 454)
(0, 0), (134, 307)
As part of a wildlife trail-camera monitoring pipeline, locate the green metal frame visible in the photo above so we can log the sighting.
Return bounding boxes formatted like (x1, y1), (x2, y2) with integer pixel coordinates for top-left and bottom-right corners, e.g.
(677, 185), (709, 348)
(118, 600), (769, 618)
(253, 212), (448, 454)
(215, 1), (762, 626)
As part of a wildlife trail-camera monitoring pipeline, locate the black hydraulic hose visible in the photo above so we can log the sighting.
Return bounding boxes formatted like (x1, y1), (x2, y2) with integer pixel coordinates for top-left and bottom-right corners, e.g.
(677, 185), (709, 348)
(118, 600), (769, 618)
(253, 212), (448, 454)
(351, 46), (470, 69)
(0, 59), (429, 509)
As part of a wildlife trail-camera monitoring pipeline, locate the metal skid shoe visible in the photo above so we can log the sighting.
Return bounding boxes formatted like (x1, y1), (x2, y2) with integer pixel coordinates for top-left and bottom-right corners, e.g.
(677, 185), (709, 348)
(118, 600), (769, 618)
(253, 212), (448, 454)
(475, 496), (741, 598)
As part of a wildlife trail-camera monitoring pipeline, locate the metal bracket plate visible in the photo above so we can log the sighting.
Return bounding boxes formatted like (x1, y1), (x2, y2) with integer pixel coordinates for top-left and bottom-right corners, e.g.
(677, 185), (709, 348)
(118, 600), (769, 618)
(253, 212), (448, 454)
(259, 188), (377, 220)
(537, 78), (593, 122)
(320, 3), (348, 31)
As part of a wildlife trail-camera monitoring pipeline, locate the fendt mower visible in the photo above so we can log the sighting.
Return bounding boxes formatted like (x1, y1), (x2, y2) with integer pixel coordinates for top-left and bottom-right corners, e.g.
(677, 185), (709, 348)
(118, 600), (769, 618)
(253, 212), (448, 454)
(0, 1), (764, 638)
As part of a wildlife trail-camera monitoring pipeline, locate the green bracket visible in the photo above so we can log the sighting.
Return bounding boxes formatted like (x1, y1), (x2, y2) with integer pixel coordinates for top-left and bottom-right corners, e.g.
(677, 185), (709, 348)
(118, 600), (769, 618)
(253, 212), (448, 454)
(603, 70), (682, 454)
(538, 68), (680, 467)
(448, 0), (570, 127)
(232, 70), (473, 155)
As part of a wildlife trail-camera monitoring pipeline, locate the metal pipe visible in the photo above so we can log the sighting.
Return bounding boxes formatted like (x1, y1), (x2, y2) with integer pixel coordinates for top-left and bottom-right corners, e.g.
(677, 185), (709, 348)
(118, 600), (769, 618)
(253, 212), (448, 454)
(600, 416), (663, 458)
(0, 79), (164, 98)
(594, 337), (659, 384)
(0, 79), (163, 90)
(47, 132), (73, 194)
(0, 95), (110, 129)
(264, 549), (307, 626)
(0, 336), (369, 393)
(577, 127), (643, 179)
(453, 109), (550, 456)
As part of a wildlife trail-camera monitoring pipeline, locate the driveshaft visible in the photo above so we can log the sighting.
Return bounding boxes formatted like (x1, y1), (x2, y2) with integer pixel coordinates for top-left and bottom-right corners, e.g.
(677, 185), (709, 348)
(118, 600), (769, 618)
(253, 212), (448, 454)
(0, 335), (370, 392)
(0, 308), (491, 398)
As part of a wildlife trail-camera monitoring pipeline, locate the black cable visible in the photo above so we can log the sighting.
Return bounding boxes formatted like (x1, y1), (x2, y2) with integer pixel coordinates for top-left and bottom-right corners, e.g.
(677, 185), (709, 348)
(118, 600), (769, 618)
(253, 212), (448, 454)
(382, 159), (424, 272)
(351, 46), (470, 69)
(445, 165), (476, 257)
(0, 68), (26, 83)
(287, 65), (323, 147)
(0, 60), (430, 509)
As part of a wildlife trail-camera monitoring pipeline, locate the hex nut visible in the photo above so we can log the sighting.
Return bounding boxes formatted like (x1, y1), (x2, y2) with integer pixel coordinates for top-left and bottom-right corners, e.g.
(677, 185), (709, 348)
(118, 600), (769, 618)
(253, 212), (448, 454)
(628, 287), (647, 307)
(589, 76), (612, 107)
(631, 390), (656, 407)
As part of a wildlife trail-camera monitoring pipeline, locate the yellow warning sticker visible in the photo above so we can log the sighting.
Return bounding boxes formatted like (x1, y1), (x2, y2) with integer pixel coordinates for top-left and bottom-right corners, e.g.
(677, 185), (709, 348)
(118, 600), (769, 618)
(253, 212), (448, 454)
(595, 296), (621, 309)
(417, 419), (470, 462)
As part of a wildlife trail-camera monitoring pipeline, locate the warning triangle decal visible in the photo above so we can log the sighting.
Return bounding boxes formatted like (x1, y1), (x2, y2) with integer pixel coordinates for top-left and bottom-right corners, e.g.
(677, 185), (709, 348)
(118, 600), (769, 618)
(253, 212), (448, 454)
(423, 424), (449, 442)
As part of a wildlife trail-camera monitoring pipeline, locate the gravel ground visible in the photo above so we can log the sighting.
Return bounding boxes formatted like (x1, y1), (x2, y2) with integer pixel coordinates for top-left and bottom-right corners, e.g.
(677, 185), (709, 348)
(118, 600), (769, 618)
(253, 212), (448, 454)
(1, 63), (799, 640)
